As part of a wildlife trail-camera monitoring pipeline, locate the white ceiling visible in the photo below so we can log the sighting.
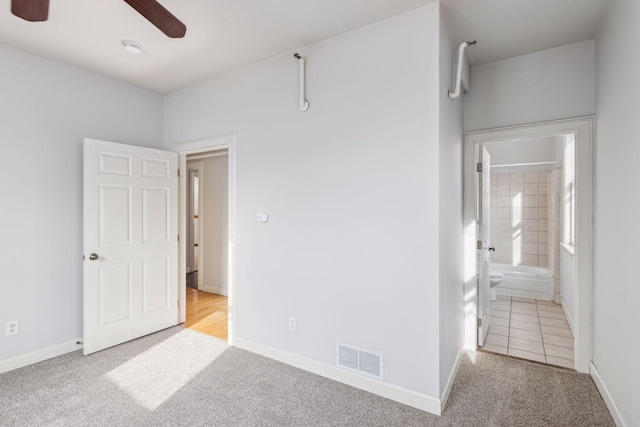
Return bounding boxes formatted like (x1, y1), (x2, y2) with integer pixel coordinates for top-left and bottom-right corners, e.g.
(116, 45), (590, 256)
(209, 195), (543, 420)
(0, 0), (610, 94)
(0, 0), (436, 94)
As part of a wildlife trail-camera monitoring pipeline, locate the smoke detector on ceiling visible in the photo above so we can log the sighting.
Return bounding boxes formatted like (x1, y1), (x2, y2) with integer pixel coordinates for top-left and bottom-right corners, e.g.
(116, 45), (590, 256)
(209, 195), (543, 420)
(122, 40), (142, 55)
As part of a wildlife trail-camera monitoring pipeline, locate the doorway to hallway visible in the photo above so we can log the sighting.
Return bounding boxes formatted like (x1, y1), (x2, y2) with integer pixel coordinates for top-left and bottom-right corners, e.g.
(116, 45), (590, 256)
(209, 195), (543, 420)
(183, 151), (229, 341)
(172, 134), (235, 342)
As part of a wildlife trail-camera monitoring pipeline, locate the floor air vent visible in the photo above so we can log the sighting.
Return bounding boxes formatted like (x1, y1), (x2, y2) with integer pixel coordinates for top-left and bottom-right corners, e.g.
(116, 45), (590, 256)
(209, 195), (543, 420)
(337, 344), (383, 379)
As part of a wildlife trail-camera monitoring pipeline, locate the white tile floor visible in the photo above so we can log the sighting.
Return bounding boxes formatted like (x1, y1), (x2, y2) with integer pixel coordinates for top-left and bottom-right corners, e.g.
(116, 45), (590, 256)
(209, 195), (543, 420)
(480, 295), (574, 369)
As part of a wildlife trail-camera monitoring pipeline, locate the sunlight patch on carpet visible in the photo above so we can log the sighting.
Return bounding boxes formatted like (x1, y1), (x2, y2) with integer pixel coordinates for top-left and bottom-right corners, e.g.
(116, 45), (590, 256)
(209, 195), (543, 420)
(104, 329), (227, 410)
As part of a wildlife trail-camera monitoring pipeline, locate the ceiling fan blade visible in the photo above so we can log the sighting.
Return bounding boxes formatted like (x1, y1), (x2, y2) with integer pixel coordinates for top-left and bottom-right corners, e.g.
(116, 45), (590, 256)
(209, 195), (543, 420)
(11, 0), (49, 22)
(123, 0), (186, 38)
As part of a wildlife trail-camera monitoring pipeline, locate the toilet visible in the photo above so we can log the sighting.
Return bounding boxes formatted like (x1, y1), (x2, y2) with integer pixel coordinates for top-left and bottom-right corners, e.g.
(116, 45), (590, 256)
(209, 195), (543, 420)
(489, 271), (504, 302)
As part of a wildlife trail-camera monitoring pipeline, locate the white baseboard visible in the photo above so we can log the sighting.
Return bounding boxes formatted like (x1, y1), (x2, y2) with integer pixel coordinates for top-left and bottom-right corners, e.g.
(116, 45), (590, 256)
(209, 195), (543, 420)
(440, 347), (465, 411)
(560, 298), (574, 335)
(200, 284), (228, 296)
(234, 337), (442, 415)
(0, 339), (83, 375)
(590, 362), (627, 427)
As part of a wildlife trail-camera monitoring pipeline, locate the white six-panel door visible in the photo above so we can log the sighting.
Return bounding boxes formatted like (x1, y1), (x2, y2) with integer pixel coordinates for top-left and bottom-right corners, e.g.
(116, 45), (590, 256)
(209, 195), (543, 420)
(83, 139), (179, 355)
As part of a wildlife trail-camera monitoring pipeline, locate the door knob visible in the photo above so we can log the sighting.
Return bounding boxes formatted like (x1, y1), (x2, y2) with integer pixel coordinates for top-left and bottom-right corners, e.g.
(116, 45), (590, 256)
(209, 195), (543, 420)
(89, 253), (99, 261)
(489, 247), (496, 252)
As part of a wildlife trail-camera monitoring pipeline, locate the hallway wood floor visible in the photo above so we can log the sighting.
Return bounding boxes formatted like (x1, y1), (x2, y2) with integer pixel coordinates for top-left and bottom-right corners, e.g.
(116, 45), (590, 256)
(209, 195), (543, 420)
(183, 287), (228, 340)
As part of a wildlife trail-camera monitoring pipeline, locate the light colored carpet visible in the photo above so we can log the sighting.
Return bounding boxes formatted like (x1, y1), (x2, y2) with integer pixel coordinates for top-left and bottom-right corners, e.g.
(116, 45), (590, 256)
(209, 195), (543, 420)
(0, 327), (614, 426)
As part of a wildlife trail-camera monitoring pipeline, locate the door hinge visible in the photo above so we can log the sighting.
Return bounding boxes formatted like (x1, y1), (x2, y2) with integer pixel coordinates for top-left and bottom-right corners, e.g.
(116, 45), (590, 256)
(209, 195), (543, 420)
(178, 169), (180, 177)
(177, 234), (180, 242)
(177, 300), (180, 308)
(477, 318), (482, 327)
(477, 240), (483, 250)
(477, 162), (483, 172)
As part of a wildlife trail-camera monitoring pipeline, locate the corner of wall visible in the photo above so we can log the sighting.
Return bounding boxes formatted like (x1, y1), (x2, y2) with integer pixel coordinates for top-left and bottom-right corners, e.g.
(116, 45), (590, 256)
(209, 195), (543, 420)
(437, 4), (465, 395)
(593, 0), (640, 425)
(590, 362), (629, 427)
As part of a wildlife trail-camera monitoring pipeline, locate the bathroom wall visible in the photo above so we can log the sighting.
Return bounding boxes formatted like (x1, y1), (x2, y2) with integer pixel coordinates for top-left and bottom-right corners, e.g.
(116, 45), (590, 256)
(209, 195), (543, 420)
(490, 171), (550, 267)
(547, 169), (562, 302)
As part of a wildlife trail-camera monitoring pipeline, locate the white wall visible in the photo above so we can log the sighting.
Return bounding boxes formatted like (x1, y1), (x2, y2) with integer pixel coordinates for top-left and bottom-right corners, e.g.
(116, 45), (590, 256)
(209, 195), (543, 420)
(165, 5), (442, 398)
(0, 43), (164, 361)
(594, 0), (640, 425)
(438, 9), (464, 394)
(464, 41), (595, 131)
(201, 155), (228, 295)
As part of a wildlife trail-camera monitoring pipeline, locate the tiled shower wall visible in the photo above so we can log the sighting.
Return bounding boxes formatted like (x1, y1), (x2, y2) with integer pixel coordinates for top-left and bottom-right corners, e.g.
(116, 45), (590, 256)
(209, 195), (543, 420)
(489, 171), (550, 267)
(548, 169), (562, 302)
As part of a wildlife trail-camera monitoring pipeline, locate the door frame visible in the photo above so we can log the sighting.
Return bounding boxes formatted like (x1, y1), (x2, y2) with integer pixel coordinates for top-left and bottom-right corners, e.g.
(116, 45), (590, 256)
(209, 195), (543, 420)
(463, 117), (593, 373)
(171, 133), (237, 344)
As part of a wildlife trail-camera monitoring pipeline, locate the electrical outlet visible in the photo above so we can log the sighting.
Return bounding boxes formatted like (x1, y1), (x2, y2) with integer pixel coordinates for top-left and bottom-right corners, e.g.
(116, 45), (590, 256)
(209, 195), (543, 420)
(6, 321), (18, 336)
(289, 316), (296, 331)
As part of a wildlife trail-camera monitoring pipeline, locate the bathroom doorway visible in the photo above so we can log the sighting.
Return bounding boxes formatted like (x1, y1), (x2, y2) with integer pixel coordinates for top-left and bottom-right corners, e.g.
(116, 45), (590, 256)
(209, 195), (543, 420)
(481, 135), (572, 368)
(463, 117), (593, 373)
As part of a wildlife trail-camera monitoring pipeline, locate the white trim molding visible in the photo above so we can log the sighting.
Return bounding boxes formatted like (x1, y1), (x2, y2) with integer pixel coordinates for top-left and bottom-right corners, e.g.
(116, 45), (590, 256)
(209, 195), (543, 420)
(590, 362), (628, 427)
(463, 116), (593, 374)
(170, 133), (236, 153)
(200, 285), (229, 297)
(234, 337), (443, 415)
(560, 298), (575, 336)
(0, 339), (83, 375)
